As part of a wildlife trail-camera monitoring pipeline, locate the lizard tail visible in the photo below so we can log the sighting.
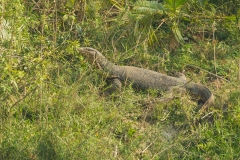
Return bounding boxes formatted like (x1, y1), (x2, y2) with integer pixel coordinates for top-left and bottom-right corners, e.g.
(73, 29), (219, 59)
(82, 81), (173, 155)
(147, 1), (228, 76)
(199, 94), (214, 113)
(185, 83), (214, 112)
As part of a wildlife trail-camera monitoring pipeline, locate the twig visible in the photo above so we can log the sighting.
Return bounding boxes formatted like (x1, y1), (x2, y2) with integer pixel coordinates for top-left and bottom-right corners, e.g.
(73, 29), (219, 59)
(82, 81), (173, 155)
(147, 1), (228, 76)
(201, 111), (214, 120)
(151, 133), (196, 160)
(154, 19), (166, 32)
(10, 86), (38, 110)
(141, 137), (158, 155)
(212, 21), (217, 75)
(185, 64), (230, 82)
(43, 81), (64, 88)
(238, 58), (240, 81)
(113, 145), (118, 158)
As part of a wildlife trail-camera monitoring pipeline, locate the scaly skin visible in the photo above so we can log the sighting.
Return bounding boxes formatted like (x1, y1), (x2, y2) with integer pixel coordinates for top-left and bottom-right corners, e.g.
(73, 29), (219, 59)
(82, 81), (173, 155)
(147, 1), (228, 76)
(79, 47), (214, 112)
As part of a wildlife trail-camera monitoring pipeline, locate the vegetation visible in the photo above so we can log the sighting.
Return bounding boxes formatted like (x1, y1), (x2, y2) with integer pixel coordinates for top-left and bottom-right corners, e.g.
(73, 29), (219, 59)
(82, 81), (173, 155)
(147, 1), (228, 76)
(0, 0), (240, 159)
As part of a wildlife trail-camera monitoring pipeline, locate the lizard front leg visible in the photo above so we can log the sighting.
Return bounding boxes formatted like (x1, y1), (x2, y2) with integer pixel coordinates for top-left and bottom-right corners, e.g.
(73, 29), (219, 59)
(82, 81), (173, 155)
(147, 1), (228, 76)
(103, 77), (122, 95)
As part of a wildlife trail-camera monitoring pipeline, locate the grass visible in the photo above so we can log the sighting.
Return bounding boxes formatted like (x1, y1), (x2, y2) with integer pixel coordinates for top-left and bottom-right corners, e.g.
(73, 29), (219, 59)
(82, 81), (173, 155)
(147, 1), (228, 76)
(1, 11), (240, 159)
(1, 48), (240, 159)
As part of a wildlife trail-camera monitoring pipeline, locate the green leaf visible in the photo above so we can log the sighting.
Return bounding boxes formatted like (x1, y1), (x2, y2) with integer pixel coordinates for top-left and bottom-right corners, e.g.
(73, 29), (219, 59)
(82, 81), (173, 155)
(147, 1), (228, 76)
(172, 22), (184, 43)
(109, 0), (125, 11)
(66, 0), (75, 8)
(164, 0), (187, 12)
(174, 0), (187, 8)
(134, 0), (165, 15)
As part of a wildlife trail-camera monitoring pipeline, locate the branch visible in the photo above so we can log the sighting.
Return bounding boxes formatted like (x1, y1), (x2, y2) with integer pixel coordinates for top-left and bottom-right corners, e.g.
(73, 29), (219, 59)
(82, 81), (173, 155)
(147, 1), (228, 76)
(10, 86), (38, 110)
(185, 64), (230, 82)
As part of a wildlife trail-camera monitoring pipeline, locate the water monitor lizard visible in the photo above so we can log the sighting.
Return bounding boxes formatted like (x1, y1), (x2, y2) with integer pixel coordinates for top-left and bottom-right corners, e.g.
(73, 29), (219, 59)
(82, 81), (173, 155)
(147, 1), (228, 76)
(79, 47), (214, 113)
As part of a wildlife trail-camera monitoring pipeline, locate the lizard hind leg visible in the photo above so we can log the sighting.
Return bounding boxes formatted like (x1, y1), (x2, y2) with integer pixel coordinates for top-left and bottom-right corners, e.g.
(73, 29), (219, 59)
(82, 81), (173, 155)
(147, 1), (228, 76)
(172, 72), (187, 81)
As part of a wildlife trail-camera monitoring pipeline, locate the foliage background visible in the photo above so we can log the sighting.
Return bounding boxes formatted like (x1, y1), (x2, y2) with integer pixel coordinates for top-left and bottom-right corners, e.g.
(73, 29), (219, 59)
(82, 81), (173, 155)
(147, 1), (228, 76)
(0, 0), (240, 159)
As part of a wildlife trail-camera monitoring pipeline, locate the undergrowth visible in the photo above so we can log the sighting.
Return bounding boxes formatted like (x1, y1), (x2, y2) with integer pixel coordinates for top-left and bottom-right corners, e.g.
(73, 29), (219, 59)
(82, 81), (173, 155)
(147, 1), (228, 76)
(1, 52), (240, 159)
(1, 0), (240, 159)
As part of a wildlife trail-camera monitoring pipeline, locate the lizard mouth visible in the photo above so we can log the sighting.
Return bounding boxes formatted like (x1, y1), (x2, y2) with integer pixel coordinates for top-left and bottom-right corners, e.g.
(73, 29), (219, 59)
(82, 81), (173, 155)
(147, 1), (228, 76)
(78, 47), (88, 52)
(79, 47), (95, 52)
(78, 47), (99, 55)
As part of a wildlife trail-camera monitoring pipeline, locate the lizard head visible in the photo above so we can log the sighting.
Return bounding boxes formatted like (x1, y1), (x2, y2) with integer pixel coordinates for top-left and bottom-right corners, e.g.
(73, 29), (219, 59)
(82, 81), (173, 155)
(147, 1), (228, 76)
(78, 47), (103, 60)
(78, 47), (105, 69)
